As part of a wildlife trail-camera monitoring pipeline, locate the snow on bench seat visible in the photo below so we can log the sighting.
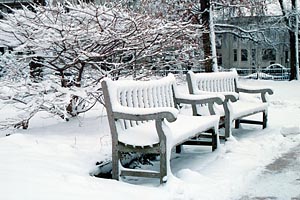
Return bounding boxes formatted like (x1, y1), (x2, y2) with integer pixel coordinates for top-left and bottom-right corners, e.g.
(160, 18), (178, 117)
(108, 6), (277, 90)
(231, 101), (269, 119)
(198, 101), (269, 119)
(119, 114), (220, 147)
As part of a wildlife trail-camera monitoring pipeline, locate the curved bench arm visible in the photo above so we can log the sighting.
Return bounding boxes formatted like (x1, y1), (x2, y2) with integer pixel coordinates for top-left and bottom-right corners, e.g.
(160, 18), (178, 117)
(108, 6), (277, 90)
(113, 107), (178, 142)
(223, 94), (238, 103)
(175, 93), (224, 105)
(237, 87), (274, 102)
(113, 106), (178, 122)
(175, 93), (224, 115)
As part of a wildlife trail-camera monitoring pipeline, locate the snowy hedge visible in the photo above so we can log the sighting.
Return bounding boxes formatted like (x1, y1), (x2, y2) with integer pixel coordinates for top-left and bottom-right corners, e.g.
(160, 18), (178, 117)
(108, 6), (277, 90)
(0, 2), (204, 129)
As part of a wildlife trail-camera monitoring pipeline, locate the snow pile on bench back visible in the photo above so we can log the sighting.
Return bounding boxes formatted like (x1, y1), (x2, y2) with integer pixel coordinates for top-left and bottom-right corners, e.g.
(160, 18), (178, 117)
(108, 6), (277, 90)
(188, 70), (237, 93)
(104, 74), (177, 130)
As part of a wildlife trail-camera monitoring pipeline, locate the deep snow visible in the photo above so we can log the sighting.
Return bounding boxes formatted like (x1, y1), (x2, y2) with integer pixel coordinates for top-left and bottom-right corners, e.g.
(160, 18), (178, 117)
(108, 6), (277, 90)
(0, 77), (299, 200)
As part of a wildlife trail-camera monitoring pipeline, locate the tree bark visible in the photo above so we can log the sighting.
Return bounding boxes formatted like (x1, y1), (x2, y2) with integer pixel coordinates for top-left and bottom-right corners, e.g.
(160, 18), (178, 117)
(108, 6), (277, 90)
(289, 30), (297, 80)
(201, 0), (213, 72)
(279, 0), (298, 80)
(290, 0), (298, 80)
(29, 57), (43, 82)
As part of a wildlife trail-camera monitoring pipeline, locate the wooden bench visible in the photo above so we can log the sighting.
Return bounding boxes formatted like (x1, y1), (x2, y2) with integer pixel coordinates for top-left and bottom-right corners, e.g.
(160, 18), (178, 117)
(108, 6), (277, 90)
(186, 70), (274, 139)
(101, 74), (223, 184)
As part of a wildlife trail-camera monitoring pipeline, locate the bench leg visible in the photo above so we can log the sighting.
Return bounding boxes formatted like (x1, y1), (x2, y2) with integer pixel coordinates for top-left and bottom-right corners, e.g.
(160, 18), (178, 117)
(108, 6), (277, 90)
(112, 149), (120, 180)
(235, 119), (240, 129)
(224, 102), (232, 138)
(225, 123), (230, 138)
(224, 116), (232, 138)
(175, 145), (182, 153)
(263, 111), (267, 129)
(212, 128), (218, 151)
(160, 142), (167, 184)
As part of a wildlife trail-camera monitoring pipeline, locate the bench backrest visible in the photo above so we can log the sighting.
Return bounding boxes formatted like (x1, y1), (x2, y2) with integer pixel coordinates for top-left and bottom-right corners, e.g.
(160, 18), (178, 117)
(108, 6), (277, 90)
(187, 70), (238, 95)
(102, 74), (177, 131)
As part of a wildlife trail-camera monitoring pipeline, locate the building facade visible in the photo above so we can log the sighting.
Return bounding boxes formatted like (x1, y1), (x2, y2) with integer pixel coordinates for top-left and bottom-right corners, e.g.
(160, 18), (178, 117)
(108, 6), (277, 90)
(215, 16), (291, 72)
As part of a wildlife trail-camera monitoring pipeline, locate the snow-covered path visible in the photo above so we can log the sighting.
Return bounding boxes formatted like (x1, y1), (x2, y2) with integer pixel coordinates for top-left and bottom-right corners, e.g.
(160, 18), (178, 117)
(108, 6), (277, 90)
(237, 143), (300, 200)
(233, 79), (300, 200)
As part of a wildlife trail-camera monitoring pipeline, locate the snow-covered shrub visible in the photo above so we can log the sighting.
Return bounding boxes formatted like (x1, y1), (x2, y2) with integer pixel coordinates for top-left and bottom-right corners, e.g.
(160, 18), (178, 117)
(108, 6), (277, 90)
(0, 2), (204, 129)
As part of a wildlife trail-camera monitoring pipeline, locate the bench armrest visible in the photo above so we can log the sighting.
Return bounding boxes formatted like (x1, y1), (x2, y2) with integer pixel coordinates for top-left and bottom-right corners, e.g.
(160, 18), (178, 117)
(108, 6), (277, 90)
(237, 87), (273, 102)
(175, 93), (224, 105)
(237, 87), (273, 94)
(223, 94), (238, 103)
(175, 93), (224, 116)
(191, 91), (238, 103)
(113, 106), (178, 122)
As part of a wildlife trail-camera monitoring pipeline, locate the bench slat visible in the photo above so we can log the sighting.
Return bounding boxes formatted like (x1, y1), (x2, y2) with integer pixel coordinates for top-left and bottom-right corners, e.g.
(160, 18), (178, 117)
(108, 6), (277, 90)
(120, 170), (161, 179)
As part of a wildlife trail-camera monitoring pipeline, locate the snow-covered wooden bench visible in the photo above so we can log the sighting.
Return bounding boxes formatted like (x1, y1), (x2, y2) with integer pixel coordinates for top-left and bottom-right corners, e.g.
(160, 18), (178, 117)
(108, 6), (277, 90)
(101, 74), (223, 184)
(186, 70), (273, 139)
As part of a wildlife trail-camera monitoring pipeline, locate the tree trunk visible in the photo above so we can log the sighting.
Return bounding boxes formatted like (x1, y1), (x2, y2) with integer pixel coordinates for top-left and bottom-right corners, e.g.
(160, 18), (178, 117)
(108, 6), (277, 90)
(29, 57), (43, 82)
(289, 30), (297, 80)
(293, 0), (299, 80)
(201, 0), (213, 72)
(279, 0), (299, 80)
(66, 63), (84, 117)
(289, 0), (299, 80)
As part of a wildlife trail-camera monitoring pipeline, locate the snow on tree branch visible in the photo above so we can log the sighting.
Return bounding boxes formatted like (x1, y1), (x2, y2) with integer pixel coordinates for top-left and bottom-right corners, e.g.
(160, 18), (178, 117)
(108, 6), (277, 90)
(0, 2), (204, 130)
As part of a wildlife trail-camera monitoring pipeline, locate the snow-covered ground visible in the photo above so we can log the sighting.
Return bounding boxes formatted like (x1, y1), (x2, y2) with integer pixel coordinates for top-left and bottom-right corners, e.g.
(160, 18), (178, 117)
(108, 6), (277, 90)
(0, 77), (299, 200)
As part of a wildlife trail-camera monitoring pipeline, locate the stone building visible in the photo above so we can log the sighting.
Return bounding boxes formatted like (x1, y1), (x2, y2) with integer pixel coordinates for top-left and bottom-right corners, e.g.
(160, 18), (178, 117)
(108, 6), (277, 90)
(215, 16), (291, 72)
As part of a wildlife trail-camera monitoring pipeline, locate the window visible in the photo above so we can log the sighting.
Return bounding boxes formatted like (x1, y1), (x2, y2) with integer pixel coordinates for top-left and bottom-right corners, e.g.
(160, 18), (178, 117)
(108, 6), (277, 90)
(285, 51), (289, 63)
(262, 49), (276, 61)
(251, 49), (256, 66)
(241, 49), (248, 61)
(217, 52), (222, 65)
(233, 49), (237, 62)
